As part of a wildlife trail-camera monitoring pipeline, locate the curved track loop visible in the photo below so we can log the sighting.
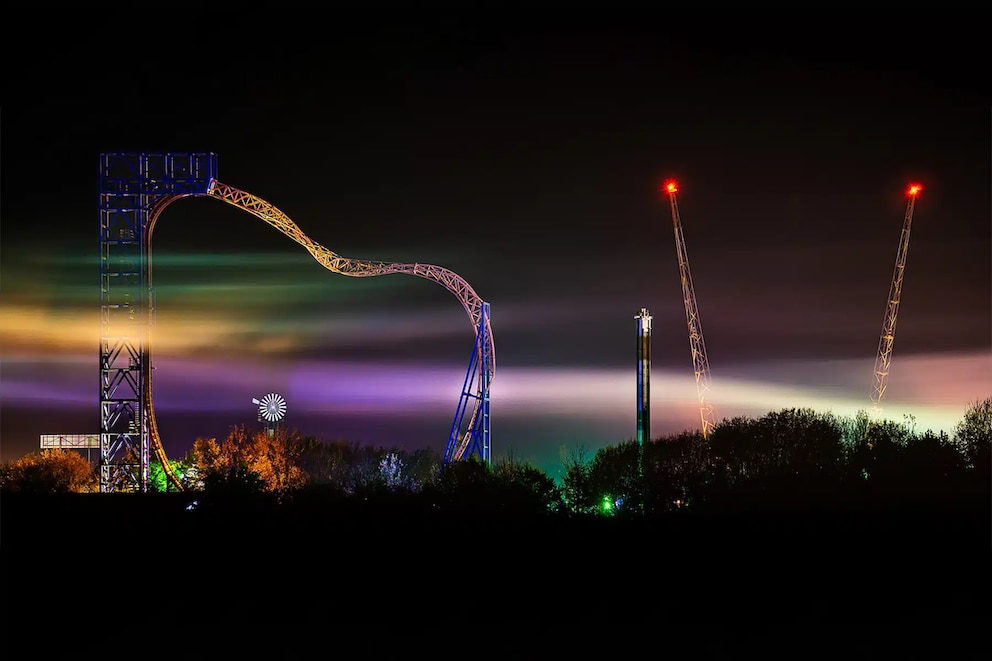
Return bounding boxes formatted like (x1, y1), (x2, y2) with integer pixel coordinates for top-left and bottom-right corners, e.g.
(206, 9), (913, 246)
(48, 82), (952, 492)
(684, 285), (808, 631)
(145, 194), (194, 491)
(144, 181), (495, 490)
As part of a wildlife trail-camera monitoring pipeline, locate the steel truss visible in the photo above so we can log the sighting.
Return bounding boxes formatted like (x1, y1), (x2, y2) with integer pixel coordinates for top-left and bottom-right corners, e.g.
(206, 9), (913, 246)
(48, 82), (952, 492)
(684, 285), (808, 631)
(99, 152), (492, 492)
(99, 153), (217, 492)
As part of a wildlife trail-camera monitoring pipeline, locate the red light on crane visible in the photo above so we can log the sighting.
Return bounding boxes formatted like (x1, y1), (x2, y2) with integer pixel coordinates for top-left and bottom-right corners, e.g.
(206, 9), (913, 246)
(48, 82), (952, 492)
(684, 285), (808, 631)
(663, 180), (678, 195)
(907, 183), (922, 196)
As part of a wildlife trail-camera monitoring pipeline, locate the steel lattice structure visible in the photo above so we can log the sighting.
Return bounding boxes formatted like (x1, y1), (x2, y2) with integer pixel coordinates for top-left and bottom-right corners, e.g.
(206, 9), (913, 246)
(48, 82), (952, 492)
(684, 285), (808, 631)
(664, 181), (717, 438)
(206, 180), (493, 466)
(99, 153), (217, 492)
(870, 184), (922, 409)
(99, 152), (493, 493)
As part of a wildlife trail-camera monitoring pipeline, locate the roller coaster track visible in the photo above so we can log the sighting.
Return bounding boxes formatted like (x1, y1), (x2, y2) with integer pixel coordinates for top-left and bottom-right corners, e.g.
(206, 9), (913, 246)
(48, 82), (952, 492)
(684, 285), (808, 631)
(144, 180), (495, 491)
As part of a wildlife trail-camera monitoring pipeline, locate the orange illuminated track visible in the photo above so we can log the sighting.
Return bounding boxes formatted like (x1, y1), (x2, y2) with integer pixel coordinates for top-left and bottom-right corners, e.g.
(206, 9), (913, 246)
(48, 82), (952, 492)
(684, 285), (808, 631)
(143, 181), (495, 490)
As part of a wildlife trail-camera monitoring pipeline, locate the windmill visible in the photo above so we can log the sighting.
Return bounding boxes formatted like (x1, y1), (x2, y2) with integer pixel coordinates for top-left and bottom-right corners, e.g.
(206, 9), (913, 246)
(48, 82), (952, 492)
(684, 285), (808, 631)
(252, 392), (287, 436)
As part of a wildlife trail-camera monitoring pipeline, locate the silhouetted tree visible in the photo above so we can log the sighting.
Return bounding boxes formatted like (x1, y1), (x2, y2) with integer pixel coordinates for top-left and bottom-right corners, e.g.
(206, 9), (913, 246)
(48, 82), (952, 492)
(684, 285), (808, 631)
(347, 444), (397, 496)
(560, 445), (595, 515)
(584, 439), (643, 515)
(202, 462), (268, 497)
(492, 455), (565, 514)
(705, 415), (755, 507)
(424, 455), (495, 513)
(845, 417), (910, 506)
(642, 430), (708, 514)
(897, 429), (969, 504)
(297, 438), (361, 491)
(953, 396), (992, 474)
(838, 409), (874, 449)
(752, 408), (846, 508)
(406, 447), (443, 489)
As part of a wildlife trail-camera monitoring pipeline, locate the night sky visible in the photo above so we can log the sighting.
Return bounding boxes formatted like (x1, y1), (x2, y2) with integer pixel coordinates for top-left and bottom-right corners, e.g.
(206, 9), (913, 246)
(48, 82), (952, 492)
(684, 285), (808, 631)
(2, 13), (989, 479)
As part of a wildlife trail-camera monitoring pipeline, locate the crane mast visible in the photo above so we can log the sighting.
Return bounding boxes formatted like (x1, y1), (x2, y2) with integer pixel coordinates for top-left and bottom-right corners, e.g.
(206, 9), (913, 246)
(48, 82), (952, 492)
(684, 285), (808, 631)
(871, 183), (922, 409)
(664, 181), (716, 437)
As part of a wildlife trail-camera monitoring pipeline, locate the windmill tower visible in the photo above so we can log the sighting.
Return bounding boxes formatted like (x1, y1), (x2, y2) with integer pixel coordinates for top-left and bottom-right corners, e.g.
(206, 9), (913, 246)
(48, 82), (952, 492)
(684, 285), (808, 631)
(253, 392), (287, 436)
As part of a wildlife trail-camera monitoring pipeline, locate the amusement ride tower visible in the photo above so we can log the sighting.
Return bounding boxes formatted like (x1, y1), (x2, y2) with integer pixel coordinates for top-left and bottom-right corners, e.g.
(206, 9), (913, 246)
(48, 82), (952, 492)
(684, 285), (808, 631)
(870, 183), (923, 413)
(663, 180), (717, 438)
(635, 308), (652, 445)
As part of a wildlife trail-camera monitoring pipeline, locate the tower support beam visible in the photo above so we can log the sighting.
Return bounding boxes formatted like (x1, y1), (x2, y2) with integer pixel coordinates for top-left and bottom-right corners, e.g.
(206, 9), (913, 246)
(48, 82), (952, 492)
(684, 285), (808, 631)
(445, 301), (492, 464)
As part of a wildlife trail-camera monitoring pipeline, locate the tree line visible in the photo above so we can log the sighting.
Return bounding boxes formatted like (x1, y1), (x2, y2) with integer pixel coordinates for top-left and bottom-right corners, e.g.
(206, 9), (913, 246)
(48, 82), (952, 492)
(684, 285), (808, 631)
(2, 398), (989, 517)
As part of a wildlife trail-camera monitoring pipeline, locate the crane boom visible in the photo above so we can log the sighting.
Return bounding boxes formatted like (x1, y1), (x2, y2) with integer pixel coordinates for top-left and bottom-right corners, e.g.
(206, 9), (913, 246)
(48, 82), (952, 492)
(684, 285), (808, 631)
(664, 181), (717, 437)
(871, 184), (922, 408)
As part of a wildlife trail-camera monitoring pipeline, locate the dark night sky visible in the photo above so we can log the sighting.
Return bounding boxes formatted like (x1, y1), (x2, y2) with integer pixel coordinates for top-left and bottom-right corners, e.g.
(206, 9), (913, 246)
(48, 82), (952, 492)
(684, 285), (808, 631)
(2, 11), (989, 479)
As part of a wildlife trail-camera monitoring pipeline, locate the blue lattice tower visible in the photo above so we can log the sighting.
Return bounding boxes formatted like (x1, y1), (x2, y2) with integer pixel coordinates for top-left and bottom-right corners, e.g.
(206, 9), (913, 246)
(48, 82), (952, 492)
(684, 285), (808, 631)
(98, 152), (217, 493)
(444, 301), (492, 465)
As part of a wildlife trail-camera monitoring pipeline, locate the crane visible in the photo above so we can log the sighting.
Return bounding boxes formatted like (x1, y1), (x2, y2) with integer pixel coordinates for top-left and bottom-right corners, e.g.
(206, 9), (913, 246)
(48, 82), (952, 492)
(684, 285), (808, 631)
(870, 183), (923, 411)
(663, 180), (717, 437)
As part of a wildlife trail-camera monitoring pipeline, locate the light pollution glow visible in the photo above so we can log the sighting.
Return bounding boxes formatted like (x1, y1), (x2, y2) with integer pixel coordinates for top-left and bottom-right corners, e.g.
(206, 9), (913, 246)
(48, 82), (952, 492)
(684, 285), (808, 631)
(2, 250), (988, 474)
(2, 345), (987, 438)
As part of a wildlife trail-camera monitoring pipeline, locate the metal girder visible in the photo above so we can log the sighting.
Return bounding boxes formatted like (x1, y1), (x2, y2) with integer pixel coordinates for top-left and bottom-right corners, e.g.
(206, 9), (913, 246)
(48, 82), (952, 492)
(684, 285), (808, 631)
(871, 188), (920, 409)
(667, 189), (717, 438)
(206, 180), (495, 465)
(98, 152), (216, 493)
(99, 154), (493, 495)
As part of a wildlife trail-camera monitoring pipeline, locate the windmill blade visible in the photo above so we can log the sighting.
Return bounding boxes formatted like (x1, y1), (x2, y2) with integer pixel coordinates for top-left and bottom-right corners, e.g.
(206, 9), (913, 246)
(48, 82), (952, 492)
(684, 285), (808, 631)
(259, 392), (287, 422)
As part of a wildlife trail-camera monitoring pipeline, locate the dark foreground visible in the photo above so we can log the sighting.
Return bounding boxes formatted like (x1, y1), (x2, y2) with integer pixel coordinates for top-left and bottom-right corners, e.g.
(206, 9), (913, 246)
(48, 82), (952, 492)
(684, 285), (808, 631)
(2, 492), (989, 657)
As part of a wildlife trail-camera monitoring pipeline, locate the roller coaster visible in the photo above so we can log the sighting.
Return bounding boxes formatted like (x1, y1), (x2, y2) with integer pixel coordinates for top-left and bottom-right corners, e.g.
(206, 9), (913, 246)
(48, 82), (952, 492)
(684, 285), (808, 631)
(99, 153), (493, 493)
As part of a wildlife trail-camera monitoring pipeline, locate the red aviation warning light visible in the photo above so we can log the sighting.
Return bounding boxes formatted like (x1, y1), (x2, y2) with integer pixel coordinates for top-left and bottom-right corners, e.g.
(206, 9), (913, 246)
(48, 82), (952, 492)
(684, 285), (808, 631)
(907, 183), (922, 196)
(663, 180), (678, 195)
